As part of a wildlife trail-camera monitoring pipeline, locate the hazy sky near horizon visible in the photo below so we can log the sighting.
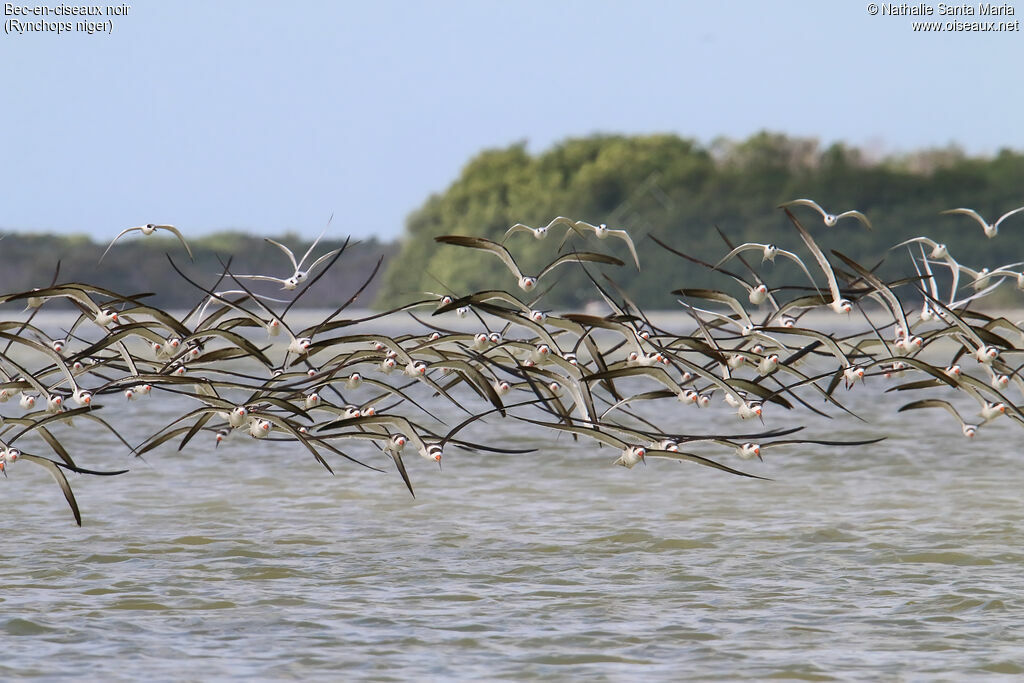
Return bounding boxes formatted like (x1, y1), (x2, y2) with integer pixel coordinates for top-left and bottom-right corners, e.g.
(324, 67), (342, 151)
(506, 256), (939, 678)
(3, 1), (1022, 241)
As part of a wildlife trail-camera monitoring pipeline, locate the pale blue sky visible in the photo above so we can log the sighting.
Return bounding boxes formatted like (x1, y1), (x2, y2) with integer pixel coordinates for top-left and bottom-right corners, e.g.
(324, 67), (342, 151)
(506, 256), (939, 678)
(2, 1), (1021, 240)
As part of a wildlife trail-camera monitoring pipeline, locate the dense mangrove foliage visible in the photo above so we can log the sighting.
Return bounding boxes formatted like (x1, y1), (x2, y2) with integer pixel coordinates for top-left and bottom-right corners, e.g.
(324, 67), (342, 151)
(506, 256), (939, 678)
(375, 132), (1024, 309)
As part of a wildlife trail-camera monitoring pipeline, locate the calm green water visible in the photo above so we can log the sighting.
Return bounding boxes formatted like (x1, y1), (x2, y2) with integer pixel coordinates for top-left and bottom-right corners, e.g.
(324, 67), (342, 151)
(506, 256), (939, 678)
(2, 314), (1023, 680)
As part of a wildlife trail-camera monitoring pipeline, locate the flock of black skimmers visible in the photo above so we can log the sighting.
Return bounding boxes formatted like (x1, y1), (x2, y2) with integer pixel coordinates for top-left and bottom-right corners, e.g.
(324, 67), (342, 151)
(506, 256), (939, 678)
(2, 200), (1024, 525)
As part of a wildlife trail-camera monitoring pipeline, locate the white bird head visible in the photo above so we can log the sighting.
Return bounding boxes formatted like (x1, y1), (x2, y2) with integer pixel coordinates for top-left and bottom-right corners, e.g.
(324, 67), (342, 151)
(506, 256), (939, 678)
(976, 346), (999, 364)
(884, 362), (907, 379)
(748, 284), (768, 305)
(844, 366), (865, 388)
(249, 418), (272, 438)
(614, 446), (645, 469)
(832, 299), (853, 315)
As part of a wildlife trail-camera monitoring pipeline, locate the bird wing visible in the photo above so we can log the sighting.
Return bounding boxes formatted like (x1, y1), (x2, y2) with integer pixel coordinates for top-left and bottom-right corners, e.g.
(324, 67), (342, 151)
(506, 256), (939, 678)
(434, 235), (524, 280)
(156, 225), (194, 260)
(779, 198), (827, 218)
(785, 210), (843, 306)
(513, 417), (629, 448)
(584, 365), (684, 398)
(712, 243), (763, 269)
(607, 229), (641, 270)
(832, 251), (910, 334)
(773, 248), (822, 295)
(836, 210), (872, 231)
(644, 449), (767, 479)
(891, 236), (939, 250)
(98, 227), (141, 263)
(264, 238), (299, 271)
(674, 288), (753, 329)
(921, 293), (986, 350)
(899, 399), (966, 427)
(296, 221), (330, 271)
(502, 224), (534, 240)
(914, 245), (939, 301)
(304, 248), (343, 276)
(19, 454), (81, 526)
(230, 274), (289, 285)
(995, 206), (1024, 228)
(942, 207), (988, 230)
(759, 325), (853, 369)
(537, 251), (624, 279)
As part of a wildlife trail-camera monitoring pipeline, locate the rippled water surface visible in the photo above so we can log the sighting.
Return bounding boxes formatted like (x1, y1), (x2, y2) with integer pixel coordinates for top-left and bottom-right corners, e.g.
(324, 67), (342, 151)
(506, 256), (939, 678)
(2, 314), (1023, 680)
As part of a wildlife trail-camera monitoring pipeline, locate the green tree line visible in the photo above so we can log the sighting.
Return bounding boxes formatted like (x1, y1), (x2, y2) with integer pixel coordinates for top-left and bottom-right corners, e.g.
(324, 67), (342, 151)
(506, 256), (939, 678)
(0, 232), (395, 310)
(375, 132), (1024, 310)
(4, 133), (1021, 314)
